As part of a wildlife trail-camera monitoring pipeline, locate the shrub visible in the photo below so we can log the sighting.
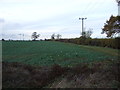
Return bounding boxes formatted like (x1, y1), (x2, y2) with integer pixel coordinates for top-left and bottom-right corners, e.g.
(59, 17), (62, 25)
(57, 38), (120, 49)
(2, 39), (5, 41)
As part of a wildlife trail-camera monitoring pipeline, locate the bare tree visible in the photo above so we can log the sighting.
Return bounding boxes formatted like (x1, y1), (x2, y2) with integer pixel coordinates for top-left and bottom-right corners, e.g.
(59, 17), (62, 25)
(85, 28), (93, 38)
(51, 33), (55, 40)
(31, 32), (40, 41)
(56, 34), (62, 39)
(81, 28), (93, 38)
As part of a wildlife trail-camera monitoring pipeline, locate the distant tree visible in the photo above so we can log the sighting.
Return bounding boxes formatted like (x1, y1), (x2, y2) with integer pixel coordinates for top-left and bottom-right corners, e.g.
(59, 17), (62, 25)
(44, 38), (47, 41)
(56, 34), (62, 39)
(2, 39), (5, 41)
(51, 33), (55, 40)
(102, 15), (120, 38)
(31, 32), (40, 41)
(81, 29), (93, 38)
(40, 39), (43, 41)
(85, 28), (93, 38)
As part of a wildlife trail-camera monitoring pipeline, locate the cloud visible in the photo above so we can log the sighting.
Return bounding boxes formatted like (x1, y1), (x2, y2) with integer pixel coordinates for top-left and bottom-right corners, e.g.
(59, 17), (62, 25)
(0, 0), (118, 39)
(2, 22), (25, 31)
(0, 18), (4, 23)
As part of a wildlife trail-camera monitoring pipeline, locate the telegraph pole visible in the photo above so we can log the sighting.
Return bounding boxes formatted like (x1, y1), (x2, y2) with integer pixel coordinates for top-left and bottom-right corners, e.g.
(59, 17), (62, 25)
(79, 18), (87, 36)
(23, 34), (24, 41)
(116, 0), (120, 16)
(18, 34), (22, 40)
(116, 0), (120, 37)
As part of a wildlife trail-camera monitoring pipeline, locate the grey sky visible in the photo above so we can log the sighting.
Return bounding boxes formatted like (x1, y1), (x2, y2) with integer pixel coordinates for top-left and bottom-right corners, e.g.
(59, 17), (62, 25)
(0, 0), (118, 40)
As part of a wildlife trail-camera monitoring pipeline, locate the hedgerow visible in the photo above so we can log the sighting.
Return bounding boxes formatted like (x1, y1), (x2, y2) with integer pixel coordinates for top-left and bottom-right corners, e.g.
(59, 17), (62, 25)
(56, 37), (120, 49)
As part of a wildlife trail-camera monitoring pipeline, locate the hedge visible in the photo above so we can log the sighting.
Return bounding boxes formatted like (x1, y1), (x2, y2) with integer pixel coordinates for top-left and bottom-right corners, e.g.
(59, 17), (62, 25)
(56, 37), (120, 49)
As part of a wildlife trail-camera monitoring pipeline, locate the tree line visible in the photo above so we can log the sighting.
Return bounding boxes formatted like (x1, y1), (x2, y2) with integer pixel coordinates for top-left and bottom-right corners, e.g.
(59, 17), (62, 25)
(2, 15), (120, 49)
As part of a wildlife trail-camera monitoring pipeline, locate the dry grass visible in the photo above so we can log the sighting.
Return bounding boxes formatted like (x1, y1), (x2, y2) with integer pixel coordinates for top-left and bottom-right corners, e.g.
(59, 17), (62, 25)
(50, 60), (120, 88)
(2, 59), (120, 88)
(2, 62), (67, 88)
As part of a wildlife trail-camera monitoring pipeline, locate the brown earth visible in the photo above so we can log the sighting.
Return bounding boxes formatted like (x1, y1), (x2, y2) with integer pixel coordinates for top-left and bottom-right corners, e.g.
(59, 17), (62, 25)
(50, 60), (120, 88)
(2, 62), (67, 88)
(2, 59), (120, 89)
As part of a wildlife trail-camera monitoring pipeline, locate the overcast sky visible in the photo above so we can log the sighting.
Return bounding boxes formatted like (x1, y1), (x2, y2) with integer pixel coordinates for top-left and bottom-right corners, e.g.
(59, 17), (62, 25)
(0, 0), (118, 40)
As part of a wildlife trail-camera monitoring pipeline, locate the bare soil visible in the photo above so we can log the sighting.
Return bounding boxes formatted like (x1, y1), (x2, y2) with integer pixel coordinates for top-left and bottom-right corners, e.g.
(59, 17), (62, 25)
(2, 59), (120, 88)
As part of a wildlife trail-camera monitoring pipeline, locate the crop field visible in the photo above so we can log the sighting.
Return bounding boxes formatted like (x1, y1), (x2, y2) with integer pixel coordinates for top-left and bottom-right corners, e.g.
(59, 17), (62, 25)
(2, 41), (119, 67)
(2, 41), (120, 88)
